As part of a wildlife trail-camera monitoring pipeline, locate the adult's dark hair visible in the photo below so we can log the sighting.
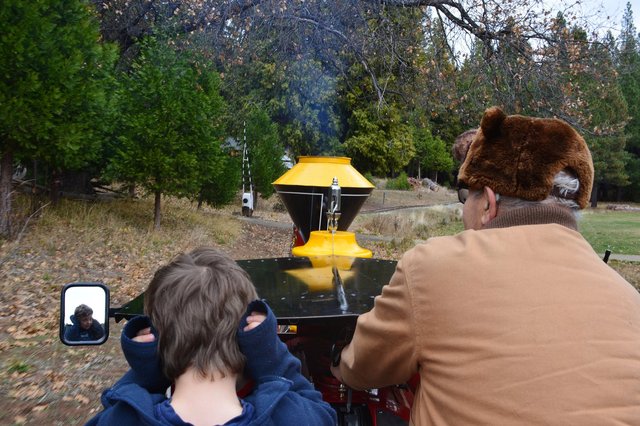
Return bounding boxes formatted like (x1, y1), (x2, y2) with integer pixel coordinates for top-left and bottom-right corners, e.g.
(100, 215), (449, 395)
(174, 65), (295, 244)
(74, 304), (93, 319)
(144, 247), (258, 382)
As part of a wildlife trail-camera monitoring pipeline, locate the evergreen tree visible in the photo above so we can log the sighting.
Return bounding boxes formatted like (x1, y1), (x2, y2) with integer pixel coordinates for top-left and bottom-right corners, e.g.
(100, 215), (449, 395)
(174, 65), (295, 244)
(220, 47), (343, 159)
(198, 153), (241, 209)
(246, 107), (286, 199)
(618, 2), (640, 201)
(417, 12), (465, 151)
(572, 27), (629, 204)
(456, 40), (495, 127)
(272, 59), (343, 157)
(109, 38), (226, 229)
(414, 127), (454, 184)
(339, 7), (424, 176)
(343, 102), (415, 176)
(0, 0), (116, 237)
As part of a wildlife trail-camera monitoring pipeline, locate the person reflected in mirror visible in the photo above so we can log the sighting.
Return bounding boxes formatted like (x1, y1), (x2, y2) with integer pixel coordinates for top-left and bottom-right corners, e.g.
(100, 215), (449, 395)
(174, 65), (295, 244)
(64, 304), (104, 342)
(331, 107), (640, 424)
(86, 247), (335, 426)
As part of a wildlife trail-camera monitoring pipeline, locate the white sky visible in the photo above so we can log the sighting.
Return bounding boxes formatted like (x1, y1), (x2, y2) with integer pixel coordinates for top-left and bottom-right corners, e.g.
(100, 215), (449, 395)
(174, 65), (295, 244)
(449, 0), (638, 60)
(564, 0), (639, 36)
(63, 285), (107, 325)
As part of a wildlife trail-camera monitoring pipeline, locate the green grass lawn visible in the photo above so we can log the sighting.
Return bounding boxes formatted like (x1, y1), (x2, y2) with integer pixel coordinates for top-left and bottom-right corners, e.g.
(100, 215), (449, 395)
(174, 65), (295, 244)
(579, 209), (640, 255)
(404, 206), (640, 256)
(360, 205), (640, 256)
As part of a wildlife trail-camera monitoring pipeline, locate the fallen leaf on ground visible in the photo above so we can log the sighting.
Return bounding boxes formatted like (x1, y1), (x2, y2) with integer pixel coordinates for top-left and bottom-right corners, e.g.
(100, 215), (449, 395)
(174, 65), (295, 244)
(75, 394), (90, 404)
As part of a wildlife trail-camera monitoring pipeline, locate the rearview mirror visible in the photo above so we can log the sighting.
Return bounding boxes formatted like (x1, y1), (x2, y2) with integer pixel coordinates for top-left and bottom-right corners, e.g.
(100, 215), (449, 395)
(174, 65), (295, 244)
(60, 283), (109, 345)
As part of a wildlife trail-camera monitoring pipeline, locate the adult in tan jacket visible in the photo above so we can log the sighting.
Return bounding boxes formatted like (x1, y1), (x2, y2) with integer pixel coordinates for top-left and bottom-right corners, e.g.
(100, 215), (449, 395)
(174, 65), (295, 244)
(331, 107), (640, 425)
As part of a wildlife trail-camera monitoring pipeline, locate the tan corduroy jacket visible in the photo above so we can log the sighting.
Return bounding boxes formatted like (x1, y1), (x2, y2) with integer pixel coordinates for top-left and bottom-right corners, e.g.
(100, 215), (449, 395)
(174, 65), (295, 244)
(338, 205), (640, 425)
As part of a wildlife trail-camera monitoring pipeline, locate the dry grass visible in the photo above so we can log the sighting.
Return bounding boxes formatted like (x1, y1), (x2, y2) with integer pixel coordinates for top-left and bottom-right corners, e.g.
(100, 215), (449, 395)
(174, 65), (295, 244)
(354, 204), (463, 238)
(37, 196), (241, 244)
(609, 260), (640, 291)
(364, 187), (458, 210)
(2, 196), (242, 301)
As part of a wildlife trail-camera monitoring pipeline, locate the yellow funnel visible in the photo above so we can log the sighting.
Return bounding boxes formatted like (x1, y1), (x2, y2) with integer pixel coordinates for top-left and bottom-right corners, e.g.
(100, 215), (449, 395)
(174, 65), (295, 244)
(273, 156), (374, 244)
(273, 156), (374, 188)
(292, 231), (373, 259)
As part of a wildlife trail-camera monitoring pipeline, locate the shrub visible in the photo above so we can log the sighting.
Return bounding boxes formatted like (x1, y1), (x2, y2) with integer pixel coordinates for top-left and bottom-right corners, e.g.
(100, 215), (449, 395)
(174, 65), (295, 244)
(385, 172), (412, 190)
(363, 172), (376, 185)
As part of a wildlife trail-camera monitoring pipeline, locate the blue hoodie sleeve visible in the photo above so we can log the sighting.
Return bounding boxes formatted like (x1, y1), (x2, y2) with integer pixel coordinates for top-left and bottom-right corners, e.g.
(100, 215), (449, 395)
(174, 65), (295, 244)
(64, 315), (82, 341)
(118, 315), (171, 393)
(237, 300), (336, 425)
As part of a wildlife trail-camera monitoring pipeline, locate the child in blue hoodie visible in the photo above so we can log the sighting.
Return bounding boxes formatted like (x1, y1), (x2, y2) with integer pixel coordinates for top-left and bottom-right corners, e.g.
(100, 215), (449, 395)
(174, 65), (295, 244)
(64, 304), (105, 342)
(86, 247), (336, 426)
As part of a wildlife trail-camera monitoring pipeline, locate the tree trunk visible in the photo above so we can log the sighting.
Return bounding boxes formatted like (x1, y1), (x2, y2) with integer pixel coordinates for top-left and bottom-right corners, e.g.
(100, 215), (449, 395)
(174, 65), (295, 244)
(128, 184), (136, 198)
(50, 168), (61, 205)
(154, 190), (162, 230)
(0, 150), (13, 238)
(590, 182), (599, 208)
(197, 191), (203, 210)
(31, 160), (39, 213)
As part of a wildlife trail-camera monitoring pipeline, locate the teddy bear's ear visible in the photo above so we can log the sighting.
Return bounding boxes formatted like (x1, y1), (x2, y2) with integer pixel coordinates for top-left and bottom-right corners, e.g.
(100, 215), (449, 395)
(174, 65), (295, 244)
(480, 107), (506, 139)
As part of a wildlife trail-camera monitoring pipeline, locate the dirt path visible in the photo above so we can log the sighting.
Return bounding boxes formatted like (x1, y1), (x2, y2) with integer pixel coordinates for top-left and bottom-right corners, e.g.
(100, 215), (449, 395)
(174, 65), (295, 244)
(606, 253), (640, 262)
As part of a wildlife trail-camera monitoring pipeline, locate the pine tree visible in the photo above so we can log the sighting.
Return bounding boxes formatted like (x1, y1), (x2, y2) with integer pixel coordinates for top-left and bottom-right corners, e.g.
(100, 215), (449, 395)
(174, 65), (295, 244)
(109, 38), (226, 229)
(0, 0), (116, 237)
(618, 2), (640, 201)
(246, 107), (286, 199)
(568, 26), (629, 205)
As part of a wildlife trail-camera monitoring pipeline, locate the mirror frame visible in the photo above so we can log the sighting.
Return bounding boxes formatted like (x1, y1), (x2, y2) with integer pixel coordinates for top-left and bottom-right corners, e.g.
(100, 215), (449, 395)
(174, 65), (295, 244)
(60, 282), (110, 346)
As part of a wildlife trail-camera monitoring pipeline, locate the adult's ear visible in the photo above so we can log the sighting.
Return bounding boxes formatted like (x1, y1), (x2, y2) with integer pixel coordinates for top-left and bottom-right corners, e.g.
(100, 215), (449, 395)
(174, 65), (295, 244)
(481, 186), (499, 226)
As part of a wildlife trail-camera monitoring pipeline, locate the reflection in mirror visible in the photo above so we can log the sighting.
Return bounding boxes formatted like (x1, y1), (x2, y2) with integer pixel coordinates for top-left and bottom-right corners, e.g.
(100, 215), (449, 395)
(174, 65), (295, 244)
(60, 283), (109, 345)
